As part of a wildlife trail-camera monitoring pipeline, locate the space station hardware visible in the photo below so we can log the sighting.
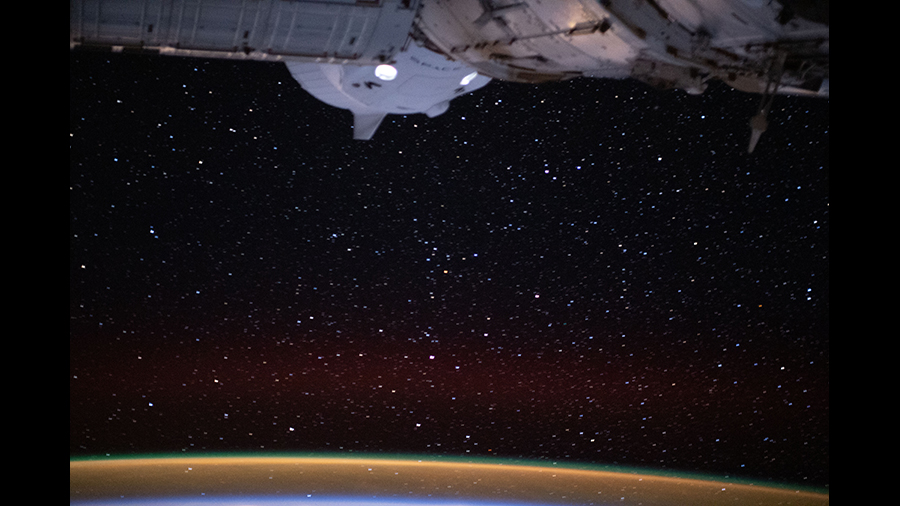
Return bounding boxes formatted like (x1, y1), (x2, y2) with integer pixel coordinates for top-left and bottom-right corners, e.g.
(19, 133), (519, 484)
(71, 0), (828, 148)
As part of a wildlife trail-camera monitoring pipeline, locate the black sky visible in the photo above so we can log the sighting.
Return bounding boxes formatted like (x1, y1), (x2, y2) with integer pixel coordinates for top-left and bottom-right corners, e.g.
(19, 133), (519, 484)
(69, 51), (829, 488)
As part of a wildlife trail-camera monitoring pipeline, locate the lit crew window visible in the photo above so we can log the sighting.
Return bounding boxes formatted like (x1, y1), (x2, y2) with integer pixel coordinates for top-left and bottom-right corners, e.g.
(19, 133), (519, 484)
(374, 65), (398, 81)
(459, 71), (478, 86)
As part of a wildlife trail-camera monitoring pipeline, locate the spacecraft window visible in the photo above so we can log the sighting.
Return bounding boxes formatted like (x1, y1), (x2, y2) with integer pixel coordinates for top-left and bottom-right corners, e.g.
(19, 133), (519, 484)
(460, 71), (478, 86)
(375, 65), (398, 81)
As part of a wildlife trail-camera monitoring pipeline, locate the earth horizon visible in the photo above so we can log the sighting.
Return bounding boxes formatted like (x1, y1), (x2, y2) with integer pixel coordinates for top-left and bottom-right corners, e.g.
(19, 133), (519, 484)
(70, 454), (828, 505)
